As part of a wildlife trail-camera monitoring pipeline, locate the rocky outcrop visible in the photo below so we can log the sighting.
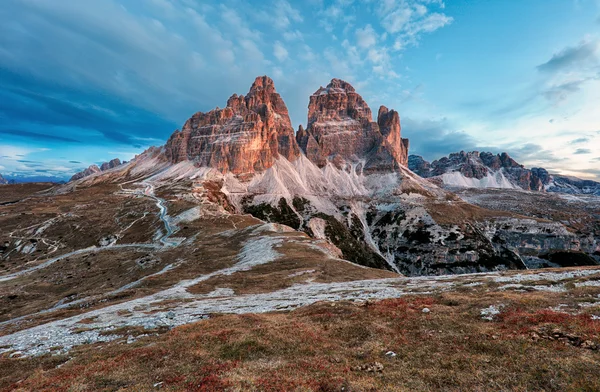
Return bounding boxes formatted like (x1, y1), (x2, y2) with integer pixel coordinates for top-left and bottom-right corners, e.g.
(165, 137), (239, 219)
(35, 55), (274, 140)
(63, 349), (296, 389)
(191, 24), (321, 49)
(296, 79), (409, 172)
(70, 165), (101, 182)
(409, 151), (546, 190)
(0, 174), (7, 185)
(410, 151), (600, 195)
(407, 155), (430, 177)
(165, 76), (299, 176)
(546, 175), (600, 196)
(100, 158), (122, 171)
(70, 158), (123, 182)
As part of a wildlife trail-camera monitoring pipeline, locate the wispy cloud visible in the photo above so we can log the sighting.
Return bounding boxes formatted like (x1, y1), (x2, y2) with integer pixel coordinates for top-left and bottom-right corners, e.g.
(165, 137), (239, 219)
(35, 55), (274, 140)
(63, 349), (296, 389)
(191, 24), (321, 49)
(0, 129), (81, 143)
(355, 24), (378, 49)
(574, 148), (592, 154)
(570, 137), (590, 144)
(273, 41), (289, 62)
(537, 39), (599, 73)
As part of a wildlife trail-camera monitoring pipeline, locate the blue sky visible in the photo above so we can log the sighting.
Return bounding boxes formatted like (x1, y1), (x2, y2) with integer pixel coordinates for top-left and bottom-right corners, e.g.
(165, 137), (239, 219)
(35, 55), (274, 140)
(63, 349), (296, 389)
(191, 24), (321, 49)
(1, 0), (600, 181)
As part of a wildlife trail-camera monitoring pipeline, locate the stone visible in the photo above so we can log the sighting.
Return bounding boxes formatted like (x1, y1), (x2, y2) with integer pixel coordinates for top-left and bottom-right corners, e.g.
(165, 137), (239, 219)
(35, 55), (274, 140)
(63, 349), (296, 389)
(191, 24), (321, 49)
(408, 151), (550, 191)
(70, 158), (123, 182)
(297, 78), (409, 172)
(100, 158), (122, 171)
(70, 165), (102, 182)
(165, 75), (300, 175)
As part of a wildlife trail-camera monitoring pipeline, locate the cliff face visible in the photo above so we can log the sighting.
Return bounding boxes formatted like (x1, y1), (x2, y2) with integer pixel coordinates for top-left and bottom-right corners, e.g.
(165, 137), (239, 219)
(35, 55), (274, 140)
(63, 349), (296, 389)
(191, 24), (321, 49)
(297, 79), (409, 172)
(164, 76), (299, 176)
(409, 151), (547, 191)
(70, 158), (123, 182)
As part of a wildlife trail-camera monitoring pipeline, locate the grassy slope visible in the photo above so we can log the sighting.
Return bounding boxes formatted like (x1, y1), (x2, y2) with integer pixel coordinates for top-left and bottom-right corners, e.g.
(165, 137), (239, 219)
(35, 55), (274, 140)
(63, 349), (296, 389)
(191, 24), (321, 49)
(3, 280), (600, 391)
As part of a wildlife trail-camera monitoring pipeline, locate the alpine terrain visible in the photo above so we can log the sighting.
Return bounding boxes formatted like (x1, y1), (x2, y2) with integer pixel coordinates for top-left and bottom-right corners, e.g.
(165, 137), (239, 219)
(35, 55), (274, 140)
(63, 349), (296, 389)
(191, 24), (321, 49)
(2, 76), (600, 391)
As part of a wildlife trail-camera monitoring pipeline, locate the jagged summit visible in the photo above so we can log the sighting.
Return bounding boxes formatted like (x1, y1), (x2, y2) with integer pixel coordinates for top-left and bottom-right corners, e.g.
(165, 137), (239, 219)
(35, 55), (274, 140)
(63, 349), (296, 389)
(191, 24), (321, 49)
(0, 173), (8, 185)
(297, 78), (409, 171)
(164, 75), (299, 175)
(70, 158), (123, 182)
(408, 151), (545, 190)
(162, 76), (410, 176)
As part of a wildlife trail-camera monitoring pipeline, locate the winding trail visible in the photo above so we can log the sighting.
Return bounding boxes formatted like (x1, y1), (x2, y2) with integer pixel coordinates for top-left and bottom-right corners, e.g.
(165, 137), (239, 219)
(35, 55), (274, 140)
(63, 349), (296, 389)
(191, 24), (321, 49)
(140, 183), (178, 247)
(0, 182), (175, 282)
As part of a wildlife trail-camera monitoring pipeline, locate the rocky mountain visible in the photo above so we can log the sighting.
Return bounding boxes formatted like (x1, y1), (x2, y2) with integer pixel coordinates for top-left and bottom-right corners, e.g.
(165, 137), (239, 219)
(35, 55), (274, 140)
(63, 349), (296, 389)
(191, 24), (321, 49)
(296, 79), (409, 172)
(546, 175), (600, 196)
(164, 76), (299, 176)
(100, 158), (122, 172)
(70, 158), (123, 182)
(0, 173), (7, 185)
(409, 151), (546, 190)
(409, 151), (600, 195)
(62, 76), (598, 276)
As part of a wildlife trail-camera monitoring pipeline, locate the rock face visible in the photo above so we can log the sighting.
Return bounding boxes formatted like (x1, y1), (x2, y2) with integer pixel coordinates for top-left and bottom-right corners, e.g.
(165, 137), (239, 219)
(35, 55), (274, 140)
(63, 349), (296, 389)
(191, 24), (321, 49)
(296, 79), (409, 172)
(0, 174), (7, 185)
(100, 158), (122, 171)
(410, 151), (600, 195)
(70, 158), (123, 182)
(546, 175), (600, 196)
(410, 151), (546, 190)
(70, 165), (101, 182)
(165, 76), (299, 175)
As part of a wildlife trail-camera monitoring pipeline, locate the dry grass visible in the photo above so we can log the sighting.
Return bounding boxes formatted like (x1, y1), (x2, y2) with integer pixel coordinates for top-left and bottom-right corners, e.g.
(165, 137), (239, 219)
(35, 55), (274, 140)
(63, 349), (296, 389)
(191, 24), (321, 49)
(424, 200), (515, 225)
(3, 285), (600, 391)
(189, 240), (395, 296)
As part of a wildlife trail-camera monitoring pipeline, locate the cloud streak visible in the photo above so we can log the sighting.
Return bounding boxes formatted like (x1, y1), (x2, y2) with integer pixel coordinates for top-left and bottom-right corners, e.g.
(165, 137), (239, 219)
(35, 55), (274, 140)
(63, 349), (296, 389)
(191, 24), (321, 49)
(537, 39), (599, 73)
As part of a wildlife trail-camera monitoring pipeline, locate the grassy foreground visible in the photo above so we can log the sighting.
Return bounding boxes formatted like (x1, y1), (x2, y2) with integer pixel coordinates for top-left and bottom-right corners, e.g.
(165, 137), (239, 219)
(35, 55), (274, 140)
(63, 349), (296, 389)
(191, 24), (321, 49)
(3, 280), (600, 392)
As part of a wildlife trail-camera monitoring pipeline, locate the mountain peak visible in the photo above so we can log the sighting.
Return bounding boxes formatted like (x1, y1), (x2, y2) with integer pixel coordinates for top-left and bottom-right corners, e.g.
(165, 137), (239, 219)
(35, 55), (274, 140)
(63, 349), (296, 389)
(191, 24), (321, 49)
(164, 75), (299, 175)
(409, 151), (543, 190)
(299, 78), (408, 171)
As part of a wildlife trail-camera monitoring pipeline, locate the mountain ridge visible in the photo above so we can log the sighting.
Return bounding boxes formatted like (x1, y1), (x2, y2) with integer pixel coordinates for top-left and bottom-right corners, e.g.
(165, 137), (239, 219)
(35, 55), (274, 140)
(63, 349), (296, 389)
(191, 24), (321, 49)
(409, 151), (600, 195)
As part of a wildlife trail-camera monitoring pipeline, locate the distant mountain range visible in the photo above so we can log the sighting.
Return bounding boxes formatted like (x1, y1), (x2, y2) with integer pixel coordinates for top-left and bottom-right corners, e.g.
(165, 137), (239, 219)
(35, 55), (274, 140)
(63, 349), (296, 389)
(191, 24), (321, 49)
(409, 151), (600, 196)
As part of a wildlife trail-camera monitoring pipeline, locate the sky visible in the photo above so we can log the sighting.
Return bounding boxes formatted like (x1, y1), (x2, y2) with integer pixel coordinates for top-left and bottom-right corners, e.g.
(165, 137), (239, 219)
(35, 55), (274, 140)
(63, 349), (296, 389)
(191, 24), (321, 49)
(1, 0), (600, 182)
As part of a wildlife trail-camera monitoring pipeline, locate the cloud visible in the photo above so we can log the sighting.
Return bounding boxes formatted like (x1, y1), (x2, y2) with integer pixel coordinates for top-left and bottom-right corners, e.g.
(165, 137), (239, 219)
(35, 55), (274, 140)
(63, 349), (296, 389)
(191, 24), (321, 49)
(408, 12), (453, 35)
(574, 148), (592, 154)
(273, 41), (289, 61)
(402, 117), (480, 161)
(283, 30), (303, 41)
(377, 1), (453, 49)
(537, 39), (599, 73)
(266, 0), (303, 30)
(381, 6), (413, 34)
(0, 129), (81, 143)
(355, 24), (377, 49)
(570, 137), (590, 144)
(542, 79), (588, 103)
